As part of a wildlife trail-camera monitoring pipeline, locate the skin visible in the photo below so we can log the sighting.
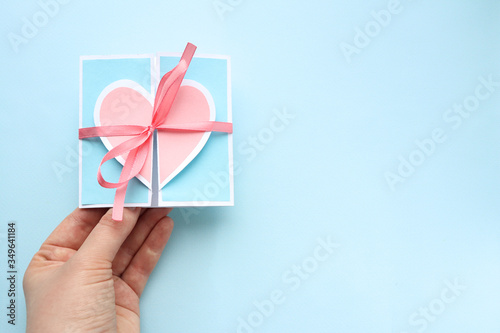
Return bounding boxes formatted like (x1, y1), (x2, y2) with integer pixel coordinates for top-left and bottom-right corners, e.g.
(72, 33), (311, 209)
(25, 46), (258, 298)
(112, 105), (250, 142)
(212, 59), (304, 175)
(23, 207), (173, 333)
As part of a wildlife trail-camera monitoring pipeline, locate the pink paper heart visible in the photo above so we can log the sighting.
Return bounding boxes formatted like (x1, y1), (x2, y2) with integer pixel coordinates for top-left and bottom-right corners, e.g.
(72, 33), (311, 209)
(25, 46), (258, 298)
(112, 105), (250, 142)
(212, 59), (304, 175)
(94, 79), (214, 189)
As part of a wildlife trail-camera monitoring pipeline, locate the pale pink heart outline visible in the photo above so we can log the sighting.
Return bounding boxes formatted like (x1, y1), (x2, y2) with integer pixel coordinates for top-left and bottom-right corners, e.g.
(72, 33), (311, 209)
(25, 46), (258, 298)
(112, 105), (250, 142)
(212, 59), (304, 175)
(93, 79), (215, 190)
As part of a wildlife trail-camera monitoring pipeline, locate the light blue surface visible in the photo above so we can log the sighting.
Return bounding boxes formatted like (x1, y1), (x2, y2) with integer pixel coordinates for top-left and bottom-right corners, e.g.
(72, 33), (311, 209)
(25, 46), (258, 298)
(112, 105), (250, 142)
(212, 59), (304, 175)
(1, 1), (499, 332)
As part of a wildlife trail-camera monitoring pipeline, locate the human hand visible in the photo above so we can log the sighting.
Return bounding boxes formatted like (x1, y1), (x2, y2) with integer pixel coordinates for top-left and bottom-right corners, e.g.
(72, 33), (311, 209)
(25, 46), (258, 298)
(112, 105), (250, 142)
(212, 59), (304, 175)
(23, 207), (173, 333)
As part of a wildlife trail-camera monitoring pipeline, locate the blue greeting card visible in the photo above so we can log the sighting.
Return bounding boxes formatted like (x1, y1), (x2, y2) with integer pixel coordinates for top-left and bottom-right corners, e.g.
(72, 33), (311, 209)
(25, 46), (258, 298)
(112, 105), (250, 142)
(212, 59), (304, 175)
(79, 47), (233, 215)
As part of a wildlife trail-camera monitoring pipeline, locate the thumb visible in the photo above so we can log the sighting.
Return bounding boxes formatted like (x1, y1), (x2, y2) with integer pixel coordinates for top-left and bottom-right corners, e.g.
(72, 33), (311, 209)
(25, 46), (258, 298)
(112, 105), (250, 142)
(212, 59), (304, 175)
(76, 208), (142, 263)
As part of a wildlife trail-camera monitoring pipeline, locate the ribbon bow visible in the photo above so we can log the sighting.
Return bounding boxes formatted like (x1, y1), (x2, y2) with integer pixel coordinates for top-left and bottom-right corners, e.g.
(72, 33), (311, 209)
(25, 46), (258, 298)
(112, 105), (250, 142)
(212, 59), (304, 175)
(79, 43), (233, 221)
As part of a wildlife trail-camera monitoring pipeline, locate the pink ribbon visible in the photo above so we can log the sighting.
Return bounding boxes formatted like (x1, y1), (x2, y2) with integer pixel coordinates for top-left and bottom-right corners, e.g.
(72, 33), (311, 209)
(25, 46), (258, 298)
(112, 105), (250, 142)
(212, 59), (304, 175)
(79, 43), (233, 221)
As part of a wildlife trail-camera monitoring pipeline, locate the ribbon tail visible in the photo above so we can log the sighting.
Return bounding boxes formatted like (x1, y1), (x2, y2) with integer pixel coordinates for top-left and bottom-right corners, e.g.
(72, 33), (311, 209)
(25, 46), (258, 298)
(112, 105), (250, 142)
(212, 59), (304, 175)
(111, 138), (152, 221)
(111, 147), (137, 221)
(112, 184), (128, 221)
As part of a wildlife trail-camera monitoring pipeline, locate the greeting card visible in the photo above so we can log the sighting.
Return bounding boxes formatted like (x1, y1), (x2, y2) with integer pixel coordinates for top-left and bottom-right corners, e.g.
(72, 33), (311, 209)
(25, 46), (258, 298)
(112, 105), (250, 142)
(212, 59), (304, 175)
(79, 44), (233, 220)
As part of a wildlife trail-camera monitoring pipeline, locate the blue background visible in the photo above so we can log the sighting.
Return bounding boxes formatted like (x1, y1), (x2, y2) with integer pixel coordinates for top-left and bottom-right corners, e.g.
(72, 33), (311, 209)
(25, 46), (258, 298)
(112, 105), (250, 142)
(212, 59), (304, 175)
(1, 1), (499, 332)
